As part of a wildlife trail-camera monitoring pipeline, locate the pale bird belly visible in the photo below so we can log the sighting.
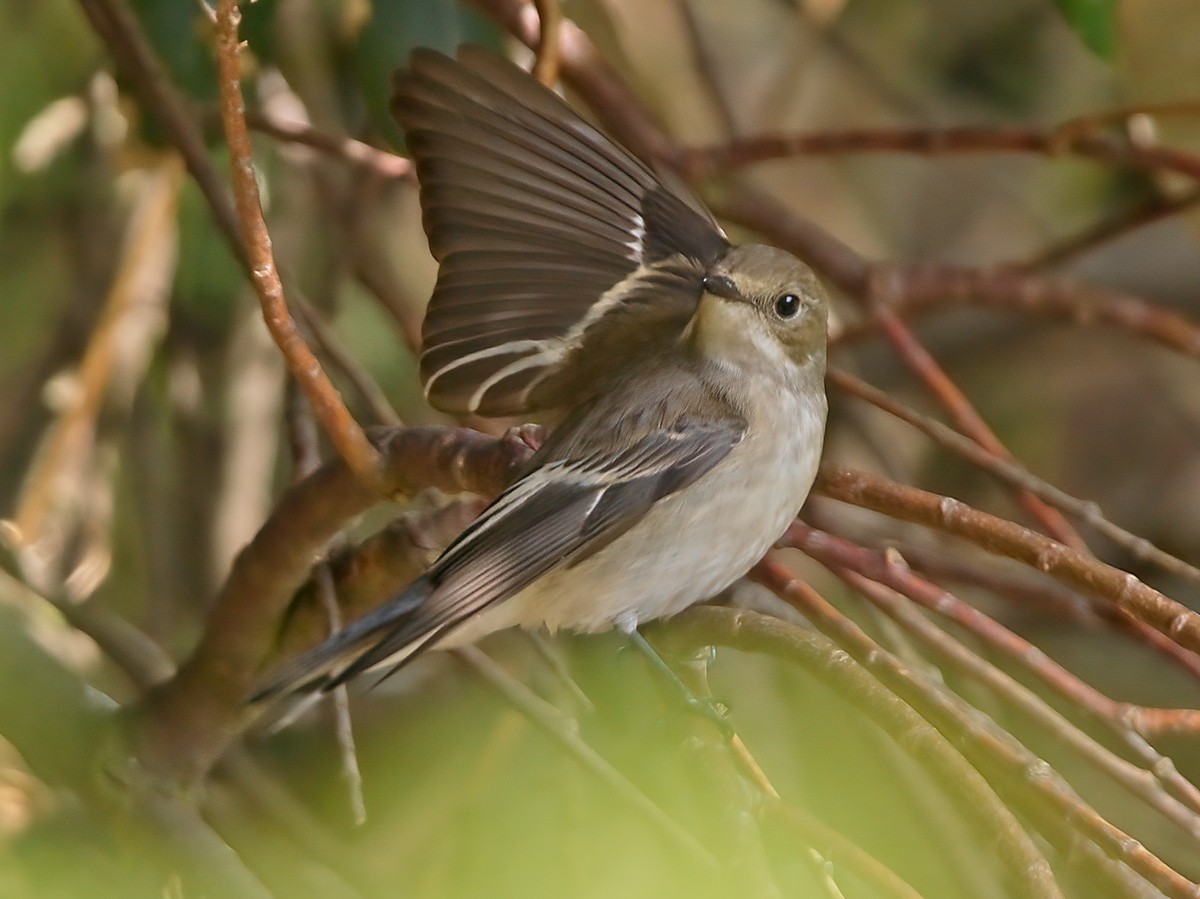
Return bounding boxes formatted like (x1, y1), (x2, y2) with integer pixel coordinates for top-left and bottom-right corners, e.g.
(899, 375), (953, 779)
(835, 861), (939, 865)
(441, 410), (823, 647)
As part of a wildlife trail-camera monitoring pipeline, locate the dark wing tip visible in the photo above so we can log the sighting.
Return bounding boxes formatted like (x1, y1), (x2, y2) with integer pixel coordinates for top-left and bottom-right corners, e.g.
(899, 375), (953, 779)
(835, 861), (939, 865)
(247, 578), (436, 703)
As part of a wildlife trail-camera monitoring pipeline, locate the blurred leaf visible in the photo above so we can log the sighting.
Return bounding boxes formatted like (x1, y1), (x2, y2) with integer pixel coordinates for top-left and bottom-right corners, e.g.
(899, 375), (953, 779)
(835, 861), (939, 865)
(128, 0), (218, 102)
(1051, 0), (1118, 58)
(173, 174), (243, 335)
(240, 0), (280, 67)
(354, 0), (501, 147)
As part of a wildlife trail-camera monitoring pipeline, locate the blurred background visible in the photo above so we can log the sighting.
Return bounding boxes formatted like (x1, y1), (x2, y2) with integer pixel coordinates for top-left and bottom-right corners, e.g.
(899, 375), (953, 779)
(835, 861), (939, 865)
(2, 0), (1200, 896)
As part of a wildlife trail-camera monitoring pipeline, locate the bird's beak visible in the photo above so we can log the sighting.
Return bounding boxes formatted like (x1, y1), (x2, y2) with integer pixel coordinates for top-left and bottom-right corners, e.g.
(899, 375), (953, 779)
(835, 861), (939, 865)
(702, 274), (741, 302)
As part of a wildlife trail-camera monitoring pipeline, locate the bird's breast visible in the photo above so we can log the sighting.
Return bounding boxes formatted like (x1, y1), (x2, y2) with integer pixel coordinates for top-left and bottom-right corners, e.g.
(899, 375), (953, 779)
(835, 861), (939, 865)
(445, 381), (827, 644)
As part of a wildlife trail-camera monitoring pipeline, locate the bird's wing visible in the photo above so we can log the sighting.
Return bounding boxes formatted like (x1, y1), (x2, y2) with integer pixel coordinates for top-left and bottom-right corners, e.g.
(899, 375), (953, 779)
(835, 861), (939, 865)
(392, 47), (729, 416)
(302, 416), (744, 691)
(249, 578), (436, 701)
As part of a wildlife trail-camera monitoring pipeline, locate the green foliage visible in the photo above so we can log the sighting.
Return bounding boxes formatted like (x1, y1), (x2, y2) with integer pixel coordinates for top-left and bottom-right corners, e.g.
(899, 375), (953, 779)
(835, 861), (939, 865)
(1052, 0), (1118, 58)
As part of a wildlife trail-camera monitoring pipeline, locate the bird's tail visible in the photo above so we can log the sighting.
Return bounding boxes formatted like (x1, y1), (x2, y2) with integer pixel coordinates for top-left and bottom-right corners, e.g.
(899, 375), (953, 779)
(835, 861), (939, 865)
(249, 576), (436, 702)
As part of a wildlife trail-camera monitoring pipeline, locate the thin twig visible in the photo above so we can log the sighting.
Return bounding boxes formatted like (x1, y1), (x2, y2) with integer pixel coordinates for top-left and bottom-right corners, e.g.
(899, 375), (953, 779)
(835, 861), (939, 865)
(531, 0), (562, 87)
(684, 121), (1200, 181)
(815, 466), (1200, 656)
(829, 558), (1200, 842)
(213, 0), (382, 488)
(455, 644), (719, 868)
(286, 385), (366, 825)
(666, 604), (1066, 899)
(828, 367), (1200, 590)
(1021, 187), (1200, 270)
(864, 277), (1085, 549)
(790, 529), (1200, 808)
(313, 564), (367, 825)
(754, 558), (1196, 898)
(241, 109), (413, 180)
(293, 296), (403, 426)
(836, 263), (1200, 361)
(765, 803), (925, 899)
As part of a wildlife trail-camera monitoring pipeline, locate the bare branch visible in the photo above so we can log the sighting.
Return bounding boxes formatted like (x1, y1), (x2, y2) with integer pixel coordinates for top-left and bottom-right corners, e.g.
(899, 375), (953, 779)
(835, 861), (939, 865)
(828, 367), (1200, 589)
(665, 604), (1066, 899)
(456, 644), (718, 867)
(815, 467), (1200, 656)
(241, 109), (413, 181)
(212, 0), (382, 488)
(753, 558), (1196, 897)
(684, 120), (1200, 182)
(531, 0), (562, 87)
(134, 426), (533, 787)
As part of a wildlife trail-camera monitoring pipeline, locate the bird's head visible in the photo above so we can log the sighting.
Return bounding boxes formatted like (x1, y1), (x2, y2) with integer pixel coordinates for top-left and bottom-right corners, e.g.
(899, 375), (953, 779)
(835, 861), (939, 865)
(690, 244), (828, 376)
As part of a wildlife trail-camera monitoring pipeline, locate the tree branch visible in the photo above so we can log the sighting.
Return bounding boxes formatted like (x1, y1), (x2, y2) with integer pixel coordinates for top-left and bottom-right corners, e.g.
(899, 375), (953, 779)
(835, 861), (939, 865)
(134, 426), (533, 787)
(814, 466), (1200, 655)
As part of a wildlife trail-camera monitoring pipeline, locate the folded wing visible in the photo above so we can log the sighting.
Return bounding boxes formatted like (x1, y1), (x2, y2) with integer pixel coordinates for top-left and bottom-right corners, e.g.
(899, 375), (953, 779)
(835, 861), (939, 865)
(251, 416), (743, 698)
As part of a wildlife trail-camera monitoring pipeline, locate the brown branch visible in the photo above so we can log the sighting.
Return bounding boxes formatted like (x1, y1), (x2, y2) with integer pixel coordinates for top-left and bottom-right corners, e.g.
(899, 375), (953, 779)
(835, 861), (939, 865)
(134, 426), (534, 787)
(838, 263), (1200, 359)
(684, 122), (1200, 181)
(78, 0), (388, 496)
(827, 368), (1200, 679)
(665, 604), (1066, 899)
(1021, 187), (1200, 270)
(787, 528), (1200, 808)
(76, 0), (244, 262)
(865, 290), (1085, 548)
(213, 0), (382, 488)
(752, 558), (1196, 898)
(531, 0), (562, 87)
(883, 542), (1200, 739)
(455, 644), (718, 867)
(708, 184), (871, 294)
(813, 543), (1200, 840)
(241, 110), (414, 181)
(814, 467), (1200, 656)
(293, 296), (403, 427)
(828, 367), (1200, 590)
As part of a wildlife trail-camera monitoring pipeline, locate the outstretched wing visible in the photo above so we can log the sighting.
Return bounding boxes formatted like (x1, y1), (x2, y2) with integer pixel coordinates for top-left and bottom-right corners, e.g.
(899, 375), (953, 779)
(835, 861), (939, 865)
(392, 47), (729, 416)
(251, 415), (744, 699)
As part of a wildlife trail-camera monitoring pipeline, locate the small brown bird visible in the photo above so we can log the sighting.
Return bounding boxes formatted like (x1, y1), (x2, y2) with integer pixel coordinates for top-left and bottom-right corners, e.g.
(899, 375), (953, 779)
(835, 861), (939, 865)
(253, 47), (828, 699)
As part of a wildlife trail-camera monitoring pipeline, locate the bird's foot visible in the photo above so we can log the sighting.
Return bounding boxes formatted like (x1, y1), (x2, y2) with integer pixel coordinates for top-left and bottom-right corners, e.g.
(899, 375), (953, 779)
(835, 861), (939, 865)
(627, 628), (733, 738)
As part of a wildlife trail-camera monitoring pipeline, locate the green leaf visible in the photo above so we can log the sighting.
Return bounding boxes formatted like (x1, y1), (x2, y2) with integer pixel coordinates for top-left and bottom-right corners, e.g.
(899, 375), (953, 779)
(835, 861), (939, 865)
(128, 0), (219, 101)
(1052, 0), (1118, 59)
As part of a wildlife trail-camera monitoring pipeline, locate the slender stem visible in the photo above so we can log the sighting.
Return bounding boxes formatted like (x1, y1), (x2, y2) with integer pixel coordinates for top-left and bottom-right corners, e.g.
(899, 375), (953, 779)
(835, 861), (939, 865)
(815, 466), (1200, 655)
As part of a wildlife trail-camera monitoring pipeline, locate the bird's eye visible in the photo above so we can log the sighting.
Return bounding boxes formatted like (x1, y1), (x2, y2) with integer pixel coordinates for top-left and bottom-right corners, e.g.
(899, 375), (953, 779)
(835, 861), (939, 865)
(774, 293), (802, 319)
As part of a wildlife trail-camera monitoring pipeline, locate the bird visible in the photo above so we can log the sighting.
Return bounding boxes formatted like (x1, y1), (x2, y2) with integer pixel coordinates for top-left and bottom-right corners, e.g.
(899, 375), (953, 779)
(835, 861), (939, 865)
(251, 46), (829, 700)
